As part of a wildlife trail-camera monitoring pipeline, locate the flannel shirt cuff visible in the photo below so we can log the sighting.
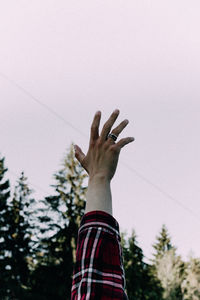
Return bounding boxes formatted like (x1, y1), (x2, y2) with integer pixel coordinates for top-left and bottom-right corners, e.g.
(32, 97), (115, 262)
(79, 210), (121, 239)
(71, 210), (128, 300)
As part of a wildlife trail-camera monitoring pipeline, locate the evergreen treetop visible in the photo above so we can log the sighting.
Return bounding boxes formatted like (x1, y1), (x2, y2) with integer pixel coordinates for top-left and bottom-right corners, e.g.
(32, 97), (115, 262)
(153, 224), (174, 260)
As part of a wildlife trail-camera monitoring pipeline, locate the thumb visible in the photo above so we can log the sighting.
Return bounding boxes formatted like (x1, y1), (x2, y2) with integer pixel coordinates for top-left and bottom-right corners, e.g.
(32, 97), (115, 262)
(74, 145), (86, 165)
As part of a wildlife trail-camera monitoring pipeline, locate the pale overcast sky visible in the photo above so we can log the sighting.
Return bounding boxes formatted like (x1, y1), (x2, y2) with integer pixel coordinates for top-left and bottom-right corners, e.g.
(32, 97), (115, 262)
(1, 0), (200, 261)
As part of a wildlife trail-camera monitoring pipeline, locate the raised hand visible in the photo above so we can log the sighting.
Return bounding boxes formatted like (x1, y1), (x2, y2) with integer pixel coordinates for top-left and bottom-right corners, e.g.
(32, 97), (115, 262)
(74, 109), (134, 182)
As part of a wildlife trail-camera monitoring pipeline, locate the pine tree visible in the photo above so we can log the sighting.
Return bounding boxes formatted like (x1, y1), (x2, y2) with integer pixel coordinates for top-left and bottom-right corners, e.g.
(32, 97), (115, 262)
(31, 144), (87, 300)
(0, 156), (11, 299)
(181, 257), (200, 300)
(122, 230), (144, 299)
(122, 231), (163, 300)
(1, 171), (36, 299)
(153, 224), (174, 260)
(153, 225), (184, 300)
(8, 172), (36, 298)
(156, 248), (185, 300)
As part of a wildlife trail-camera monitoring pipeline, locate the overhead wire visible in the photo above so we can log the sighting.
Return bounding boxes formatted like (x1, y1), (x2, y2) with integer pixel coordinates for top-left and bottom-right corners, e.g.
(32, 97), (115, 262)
(0, 71), (87, 138)
(1, 71), (200, 224)
(122, 162), (200, 223)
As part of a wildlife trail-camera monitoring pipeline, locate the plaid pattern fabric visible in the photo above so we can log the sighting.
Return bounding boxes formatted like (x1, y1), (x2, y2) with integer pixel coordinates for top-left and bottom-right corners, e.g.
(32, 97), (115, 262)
(71, 210), (128, 299)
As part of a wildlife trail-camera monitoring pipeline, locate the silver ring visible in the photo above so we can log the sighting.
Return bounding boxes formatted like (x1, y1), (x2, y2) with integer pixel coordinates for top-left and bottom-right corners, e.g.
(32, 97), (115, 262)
(107, 133), (118, 142)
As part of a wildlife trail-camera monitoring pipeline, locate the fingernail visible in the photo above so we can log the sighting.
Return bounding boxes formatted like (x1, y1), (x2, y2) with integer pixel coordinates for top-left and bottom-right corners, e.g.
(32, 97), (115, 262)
(114, 109), (120, 114)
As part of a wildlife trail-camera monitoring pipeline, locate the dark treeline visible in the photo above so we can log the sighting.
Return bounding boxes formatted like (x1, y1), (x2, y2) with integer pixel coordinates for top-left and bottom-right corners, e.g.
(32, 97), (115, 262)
(0, 145), (200, 300)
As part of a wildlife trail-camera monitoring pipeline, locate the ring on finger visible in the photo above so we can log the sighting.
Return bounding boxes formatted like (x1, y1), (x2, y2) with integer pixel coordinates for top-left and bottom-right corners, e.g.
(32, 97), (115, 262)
(107, 133), (118, 142)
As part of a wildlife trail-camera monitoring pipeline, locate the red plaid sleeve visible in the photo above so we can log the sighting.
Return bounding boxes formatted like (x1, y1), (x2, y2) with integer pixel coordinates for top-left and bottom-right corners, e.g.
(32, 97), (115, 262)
(71, 210), (128, 299)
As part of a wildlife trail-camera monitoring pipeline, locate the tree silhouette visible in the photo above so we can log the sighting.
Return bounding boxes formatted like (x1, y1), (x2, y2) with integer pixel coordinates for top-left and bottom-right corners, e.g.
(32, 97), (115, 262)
(122, 231), (163, 300)
(152, 224), (174, 260)
(0, 156), (11, 299)
(31, 144), (87, 299)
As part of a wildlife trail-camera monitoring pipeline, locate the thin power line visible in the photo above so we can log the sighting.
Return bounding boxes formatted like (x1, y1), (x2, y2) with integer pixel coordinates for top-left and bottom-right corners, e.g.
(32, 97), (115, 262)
(0, 71), (87, 138)
(1, 71), (200, 223)
(122, 161), (200, 223)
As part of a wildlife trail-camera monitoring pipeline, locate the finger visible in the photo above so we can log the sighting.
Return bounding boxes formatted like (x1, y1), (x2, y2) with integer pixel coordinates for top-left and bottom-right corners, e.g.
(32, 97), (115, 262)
(89, 111), (101, 145)
(116, 137), (135, 149)
(107, 133), (118, 144)
(74, 145), (86, 164)
(100, 109), (120, 141)
(111, 119), (129, 137)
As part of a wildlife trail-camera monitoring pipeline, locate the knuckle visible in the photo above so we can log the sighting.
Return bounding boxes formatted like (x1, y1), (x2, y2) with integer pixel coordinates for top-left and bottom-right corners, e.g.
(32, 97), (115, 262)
(103, 121), (110, 131)
(90, 140), (95, 148)
(110, 145), (118, 153)
(104, 141), (110, 150)
(96, 139), (103, 147)
(112, 129), (119, 136)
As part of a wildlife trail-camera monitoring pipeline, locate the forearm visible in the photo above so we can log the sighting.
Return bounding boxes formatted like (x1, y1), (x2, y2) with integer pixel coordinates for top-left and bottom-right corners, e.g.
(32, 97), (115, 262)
(85, 175), (113, 215)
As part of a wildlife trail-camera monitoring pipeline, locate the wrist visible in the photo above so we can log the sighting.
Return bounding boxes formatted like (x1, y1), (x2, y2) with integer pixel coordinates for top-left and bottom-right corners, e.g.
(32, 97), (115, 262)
(89, 173), (111, 185)
(86, 174), (112, 215)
